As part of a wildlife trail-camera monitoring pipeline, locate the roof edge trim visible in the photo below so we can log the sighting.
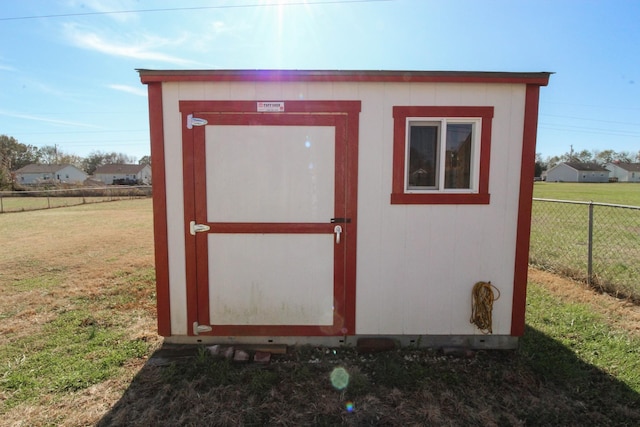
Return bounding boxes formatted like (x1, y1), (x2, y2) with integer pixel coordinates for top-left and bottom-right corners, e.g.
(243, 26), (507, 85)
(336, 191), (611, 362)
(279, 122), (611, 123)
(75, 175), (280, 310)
(137, 69), (552, 86)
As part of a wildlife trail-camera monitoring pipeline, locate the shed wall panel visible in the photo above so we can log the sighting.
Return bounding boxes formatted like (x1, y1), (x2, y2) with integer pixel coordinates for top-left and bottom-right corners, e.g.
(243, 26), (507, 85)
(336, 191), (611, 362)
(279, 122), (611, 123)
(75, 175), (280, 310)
(160, 80), (529, 337)
(162, 83), (189, 335)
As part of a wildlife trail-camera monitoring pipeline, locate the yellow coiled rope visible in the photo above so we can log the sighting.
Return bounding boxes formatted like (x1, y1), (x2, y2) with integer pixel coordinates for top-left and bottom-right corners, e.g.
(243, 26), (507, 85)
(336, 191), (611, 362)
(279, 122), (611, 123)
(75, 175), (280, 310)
(470, 281), (500, 334)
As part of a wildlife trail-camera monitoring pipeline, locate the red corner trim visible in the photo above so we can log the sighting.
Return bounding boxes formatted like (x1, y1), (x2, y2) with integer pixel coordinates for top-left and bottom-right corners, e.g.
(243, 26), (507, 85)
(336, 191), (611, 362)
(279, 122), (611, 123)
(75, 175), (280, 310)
(511, 85), (542, 336)
(146, 82), (171, 337)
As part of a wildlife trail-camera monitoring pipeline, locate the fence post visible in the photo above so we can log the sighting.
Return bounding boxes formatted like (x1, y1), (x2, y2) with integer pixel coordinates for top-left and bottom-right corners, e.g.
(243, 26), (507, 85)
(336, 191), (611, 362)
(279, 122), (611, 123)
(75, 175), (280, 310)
(587, 202), (594, 285)
(0, 196), (3, 213)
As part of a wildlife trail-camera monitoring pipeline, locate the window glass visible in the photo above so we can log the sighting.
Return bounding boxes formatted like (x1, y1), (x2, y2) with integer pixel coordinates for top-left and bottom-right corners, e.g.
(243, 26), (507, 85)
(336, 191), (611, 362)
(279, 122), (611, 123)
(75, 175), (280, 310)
(408, 123), (438, 188)
(445, 123), (473, 189)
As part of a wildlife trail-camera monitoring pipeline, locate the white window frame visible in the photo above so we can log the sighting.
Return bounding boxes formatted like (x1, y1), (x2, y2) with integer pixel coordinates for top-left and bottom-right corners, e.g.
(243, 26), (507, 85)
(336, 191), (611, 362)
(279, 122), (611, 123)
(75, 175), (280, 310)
(404, 117), (482, 194)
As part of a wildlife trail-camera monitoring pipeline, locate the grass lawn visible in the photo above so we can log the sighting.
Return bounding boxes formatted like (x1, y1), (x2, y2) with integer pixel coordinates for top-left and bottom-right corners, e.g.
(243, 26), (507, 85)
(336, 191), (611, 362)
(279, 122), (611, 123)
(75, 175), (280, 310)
(533, 182), (640, 206)
(530, 182), (640, 301)
(1, 200), (638, 425)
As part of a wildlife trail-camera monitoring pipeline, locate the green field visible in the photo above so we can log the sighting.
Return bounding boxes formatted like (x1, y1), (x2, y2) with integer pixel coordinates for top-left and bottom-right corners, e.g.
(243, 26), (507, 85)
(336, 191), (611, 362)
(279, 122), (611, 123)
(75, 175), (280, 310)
(530, 182), (640, 300)
(533, 182), (640, 206)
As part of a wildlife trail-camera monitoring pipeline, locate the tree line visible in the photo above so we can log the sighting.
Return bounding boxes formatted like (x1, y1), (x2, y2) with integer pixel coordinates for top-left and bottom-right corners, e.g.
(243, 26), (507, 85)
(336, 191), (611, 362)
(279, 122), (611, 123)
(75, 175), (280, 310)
(0, 134), (150, 189)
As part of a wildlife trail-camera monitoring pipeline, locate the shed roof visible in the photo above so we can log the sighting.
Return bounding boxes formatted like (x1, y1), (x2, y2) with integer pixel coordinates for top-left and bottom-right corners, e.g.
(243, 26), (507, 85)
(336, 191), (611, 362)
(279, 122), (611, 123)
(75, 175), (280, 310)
(563, 162), (610, 172)
(14, 164), (79, 174)
(94, 164), (148, 174)
(138, 69), (552, 86)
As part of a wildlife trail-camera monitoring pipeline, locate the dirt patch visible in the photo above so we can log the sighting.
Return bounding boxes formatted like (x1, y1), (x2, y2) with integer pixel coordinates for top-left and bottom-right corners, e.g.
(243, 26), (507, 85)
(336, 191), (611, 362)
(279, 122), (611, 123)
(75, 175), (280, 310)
(528, 267), (640, 337)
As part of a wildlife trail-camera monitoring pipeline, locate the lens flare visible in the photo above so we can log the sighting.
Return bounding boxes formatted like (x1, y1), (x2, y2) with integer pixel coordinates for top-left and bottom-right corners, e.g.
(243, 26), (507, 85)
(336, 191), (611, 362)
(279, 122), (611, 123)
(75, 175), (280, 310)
(345, 401), (354, 413)
(330, 367), (349, 390)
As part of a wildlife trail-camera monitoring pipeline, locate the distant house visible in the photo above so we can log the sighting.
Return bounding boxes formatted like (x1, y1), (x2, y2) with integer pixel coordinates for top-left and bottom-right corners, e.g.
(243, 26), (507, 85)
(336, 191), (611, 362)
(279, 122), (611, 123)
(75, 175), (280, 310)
(14, 164), (88, 185)
(545, 162), (610, 183)
(94, 164), (151, 185)
(605, 162), (640, 183)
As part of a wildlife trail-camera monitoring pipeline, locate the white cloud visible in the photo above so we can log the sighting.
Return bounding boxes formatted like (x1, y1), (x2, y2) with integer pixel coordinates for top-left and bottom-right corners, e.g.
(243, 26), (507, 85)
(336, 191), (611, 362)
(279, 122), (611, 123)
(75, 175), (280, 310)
(0, 110), (102, 128)
(63, 23), (195, 65)
(108, 84), (147, 97)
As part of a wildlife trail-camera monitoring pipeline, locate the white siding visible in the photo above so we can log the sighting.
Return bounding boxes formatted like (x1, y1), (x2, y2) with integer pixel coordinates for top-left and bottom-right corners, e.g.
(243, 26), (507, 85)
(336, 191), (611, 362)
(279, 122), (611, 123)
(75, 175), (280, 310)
(606, 163), (640, 183)
(546, 163), (578, 182)
(161, 80), (527, 337)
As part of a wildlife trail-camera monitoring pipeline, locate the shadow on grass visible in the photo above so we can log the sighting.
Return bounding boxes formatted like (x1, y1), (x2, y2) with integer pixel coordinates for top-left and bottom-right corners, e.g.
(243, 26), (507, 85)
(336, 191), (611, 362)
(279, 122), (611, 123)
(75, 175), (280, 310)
(98, 328), (640, 426)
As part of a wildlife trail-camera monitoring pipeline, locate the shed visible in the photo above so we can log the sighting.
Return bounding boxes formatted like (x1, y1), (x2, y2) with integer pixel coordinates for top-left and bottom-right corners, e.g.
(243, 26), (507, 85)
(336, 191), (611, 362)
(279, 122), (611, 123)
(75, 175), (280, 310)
(605, 162), (640, 183)
(546, 162), (610, 183)
(14, 164), (87, 185)
(94, 164), (152, 185)
(138, 69), (551, 349)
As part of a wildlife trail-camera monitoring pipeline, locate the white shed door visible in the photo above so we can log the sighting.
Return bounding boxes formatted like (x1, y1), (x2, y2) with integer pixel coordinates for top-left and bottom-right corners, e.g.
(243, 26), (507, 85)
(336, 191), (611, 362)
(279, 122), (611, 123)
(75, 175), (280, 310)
(182, 106), (355, 337)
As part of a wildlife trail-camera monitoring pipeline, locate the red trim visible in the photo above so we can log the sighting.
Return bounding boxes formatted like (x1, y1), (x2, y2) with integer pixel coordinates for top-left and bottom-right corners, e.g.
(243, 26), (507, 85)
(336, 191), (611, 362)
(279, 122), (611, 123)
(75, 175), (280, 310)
(146, 83), (171, 337)
(391, 193), (490, 204)
(179, 100), (361, 114)
(391, 106), (494, 205)
(140, 69), (551, 86)
(511, 85), (541, 336)
(181, 113), (201, 331)
(182, 101), (360, 336)
(192, 125), (211, 328)
(205, 223), (335, 234)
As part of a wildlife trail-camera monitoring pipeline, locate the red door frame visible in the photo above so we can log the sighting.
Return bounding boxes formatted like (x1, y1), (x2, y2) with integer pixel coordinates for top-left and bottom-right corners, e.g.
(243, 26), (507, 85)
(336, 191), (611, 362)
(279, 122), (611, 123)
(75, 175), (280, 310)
(179, 100), (361, 336)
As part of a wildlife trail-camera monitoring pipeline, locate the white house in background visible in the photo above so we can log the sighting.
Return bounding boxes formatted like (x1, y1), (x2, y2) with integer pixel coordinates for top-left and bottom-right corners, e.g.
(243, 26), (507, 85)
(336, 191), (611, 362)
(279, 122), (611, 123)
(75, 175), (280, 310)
(605, 162), (640, 183)
(14, 164), (88, 184)
(546, 162), (610, 183)
(94, 164), (152, 185)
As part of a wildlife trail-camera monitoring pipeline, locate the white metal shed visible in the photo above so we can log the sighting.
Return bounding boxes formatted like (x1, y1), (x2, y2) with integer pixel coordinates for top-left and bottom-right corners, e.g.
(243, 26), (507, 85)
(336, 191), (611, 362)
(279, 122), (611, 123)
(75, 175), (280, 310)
(139, 69), (550, 349)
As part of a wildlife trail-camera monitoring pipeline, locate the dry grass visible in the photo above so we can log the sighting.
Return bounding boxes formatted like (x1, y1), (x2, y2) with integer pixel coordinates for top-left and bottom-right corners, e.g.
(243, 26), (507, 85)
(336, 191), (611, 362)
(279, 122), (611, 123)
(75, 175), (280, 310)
(0, 199), (161, 426)
(528, 269), (640, 338)
(1, 200), (639, 426)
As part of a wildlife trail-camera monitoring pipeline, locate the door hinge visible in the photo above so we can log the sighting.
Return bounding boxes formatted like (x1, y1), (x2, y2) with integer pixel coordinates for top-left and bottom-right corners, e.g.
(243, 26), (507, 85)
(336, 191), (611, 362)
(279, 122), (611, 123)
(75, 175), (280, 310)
(186, 114), (208, 129)
(190, 221), (211, 235)
(193, 322), (212, 335)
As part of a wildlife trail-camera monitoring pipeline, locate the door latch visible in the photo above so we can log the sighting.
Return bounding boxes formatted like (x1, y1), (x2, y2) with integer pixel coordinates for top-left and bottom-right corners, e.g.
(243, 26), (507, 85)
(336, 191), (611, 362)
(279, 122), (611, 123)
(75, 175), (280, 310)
(334, 225), (342, 244)
(189, 221), (211, 235)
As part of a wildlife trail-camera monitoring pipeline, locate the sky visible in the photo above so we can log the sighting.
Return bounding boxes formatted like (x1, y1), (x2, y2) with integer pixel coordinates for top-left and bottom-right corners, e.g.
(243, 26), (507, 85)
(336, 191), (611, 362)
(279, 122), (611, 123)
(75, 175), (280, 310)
(0, 0), (639, 162)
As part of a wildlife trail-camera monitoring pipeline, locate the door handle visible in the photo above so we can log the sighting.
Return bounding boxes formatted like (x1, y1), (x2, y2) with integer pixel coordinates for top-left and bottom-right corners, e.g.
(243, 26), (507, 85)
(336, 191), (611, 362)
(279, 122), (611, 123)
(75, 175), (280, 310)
(334, 225), (342, 244)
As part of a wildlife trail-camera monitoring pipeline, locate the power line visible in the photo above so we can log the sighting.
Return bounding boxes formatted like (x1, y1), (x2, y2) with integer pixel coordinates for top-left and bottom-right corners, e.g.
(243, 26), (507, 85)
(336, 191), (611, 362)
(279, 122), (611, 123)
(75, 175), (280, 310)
(9, 129), (148, 136)
(539, 124), (640, 138)
(0, 0), (393, 21)
(540, 114), (640, 127)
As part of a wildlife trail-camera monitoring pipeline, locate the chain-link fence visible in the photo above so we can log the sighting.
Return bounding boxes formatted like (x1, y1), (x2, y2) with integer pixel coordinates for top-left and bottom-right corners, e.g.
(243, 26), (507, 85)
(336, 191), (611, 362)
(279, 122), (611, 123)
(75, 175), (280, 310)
(0, 185), (152, 213)
(530, 198), (640, 301)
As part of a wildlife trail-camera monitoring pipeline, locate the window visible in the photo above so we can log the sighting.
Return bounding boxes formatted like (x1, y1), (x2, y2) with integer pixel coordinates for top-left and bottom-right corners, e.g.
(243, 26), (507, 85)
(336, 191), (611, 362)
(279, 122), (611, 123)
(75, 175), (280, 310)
(392, 106), (493, 204)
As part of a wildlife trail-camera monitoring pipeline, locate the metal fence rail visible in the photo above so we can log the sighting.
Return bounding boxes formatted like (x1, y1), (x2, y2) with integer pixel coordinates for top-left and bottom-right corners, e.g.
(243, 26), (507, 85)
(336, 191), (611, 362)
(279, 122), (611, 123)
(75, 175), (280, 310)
(0, 185), (152, 213)
(530, 198), (640, 301)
